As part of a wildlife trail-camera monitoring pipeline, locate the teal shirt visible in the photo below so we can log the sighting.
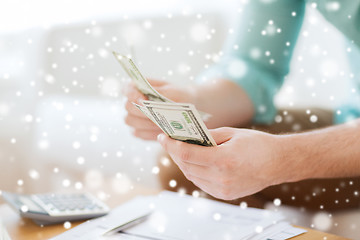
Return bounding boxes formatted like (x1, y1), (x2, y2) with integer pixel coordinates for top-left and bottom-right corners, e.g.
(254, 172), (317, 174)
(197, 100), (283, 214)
(198, 0), (360, 124)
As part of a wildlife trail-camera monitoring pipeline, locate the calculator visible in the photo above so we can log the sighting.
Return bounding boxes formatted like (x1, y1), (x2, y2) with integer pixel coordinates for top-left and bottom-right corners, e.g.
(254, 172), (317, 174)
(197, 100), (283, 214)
(2, 191), (110, 225)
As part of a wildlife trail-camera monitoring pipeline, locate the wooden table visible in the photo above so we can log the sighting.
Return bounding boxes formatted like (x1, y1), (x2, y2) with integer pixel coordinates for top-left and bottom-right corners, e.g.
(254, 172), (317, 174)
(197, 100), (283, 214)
(0, 188), (349, 240)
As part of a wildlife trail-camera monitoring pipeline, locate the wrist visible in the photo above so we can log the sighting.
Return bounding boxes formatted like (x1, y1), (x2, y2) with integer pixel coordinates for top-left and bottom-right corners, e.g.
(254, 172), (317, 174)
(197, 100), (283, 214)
(274, 134), (313, 184)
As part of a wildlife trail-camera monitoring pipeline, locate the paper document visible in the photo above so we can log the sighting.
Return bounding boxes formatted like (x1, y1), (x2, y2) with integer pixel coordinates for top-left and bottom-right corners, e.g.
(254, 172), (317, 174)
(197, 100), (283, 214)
(50, 197), (152, 240)
(0, 219), (11, 240)
(53, 191), (306, 240)
(120, 191), (306, 240)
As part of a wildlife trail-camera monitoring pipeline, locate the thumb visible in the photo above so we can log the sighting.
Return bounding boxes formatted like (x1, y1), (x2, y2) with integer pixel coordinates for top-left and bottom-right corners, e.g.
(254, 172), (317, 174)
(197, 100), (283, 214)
(209, 127), (234, 145)
(148, 79), (167, 87)
(156, 85), (181, 101)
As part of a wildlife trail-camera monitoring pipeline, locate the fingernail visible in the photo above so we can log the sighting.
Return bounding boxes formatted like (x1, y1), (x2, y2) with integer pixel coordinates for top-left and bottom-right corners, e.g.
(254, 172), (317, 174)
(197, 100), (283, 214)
(157, 134), (165, 143)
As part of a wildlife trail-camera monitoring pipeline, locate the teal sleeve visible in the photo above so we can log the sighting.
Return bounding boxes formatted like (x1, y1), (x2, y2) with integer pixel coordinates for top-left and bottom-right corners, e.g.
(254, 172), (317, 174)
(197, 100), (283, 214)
(197, 0), (306, 123)
(313, 0), (360, 49)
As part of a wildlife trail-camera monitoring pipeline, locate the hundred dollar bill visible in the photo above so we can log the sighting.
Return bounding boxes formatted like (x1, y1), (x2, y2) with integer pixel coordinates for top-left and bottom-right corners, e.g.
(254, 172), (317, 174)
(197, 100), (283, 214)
(137, 100), (217, 146)
(113, 52), (172, 102)
(112, 51), (211, 121)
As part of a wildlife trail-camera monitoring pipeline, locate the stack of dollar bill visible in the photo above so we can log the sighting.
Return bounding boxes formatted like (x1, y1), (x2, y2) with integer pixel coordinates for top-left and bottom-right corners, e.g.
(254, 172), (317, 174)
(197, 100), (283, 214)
(113, 52), (216, 147)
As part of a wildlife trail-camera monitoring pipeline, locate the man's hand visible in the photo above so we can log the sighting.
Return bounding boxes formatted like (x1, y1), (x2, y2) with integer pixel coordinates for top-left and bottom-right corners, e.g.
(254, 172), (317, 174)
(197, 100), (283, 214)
(158, 120), (360, 200)
(157, 127), (290, 200)
(124, 79), (196, 140)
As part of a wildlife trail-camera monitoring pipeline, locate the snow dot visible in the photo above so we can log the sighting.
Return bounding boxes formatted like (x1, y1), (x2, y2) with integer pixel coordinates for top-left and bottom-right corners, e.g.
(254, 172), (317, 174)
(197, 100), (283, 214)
(312, 212), (332, 231)
(29, 169), (40, 179)
(265, 25), (276, 36)
(62, 179), (71, 187)
(227, 59), (247, 78)
(38, 140), (49, 150)
(240, 202), (248, 209)
(90, 135), (97, 142)
(192, 190), (200, 198)
(116, 151), (123, 158)
(250, 48), (261, 59)
(273, 198), (281, 206)
(149, 212), (167, 233)
(143, 20), (152, 29)
(213, 213), (221, 221)
(320, 60), (339, 78)
(255, 226), (263, 233)
(326, 1), (340, 12)
(72, 141), (81, 149)
(64, 221), (71, 229)
(10, 138), (16, 144)
(45, 74), (55, 84)
(112, 174), (132, 194)
(275, 115), (283, 123)
(190, 23), (209, 42)
(21, 205), (29, 212)
(355, 191), (359, 196)
(169, 179), (177, 188)
(187, 207), (194, 214)
(98, 48), (109, 58)
(75, 182), (83, 189)
(24, 114), (33, 122)
(65, 114), (73, 122)
(17, 179), (24, 186)
(310, 115), (318, 123)
(77, 156), (85, 165)
(152, 166), (160, 175)
(292, 12), (297, 17)
(160, 156), (170, 167)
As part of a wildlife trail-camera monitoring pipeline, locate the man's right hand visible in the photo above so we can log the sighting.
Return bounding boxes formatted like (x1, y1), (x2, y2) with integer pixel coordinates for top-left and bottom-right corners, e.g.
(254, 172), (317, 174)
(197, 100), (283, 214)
(124, 79), (196, 140)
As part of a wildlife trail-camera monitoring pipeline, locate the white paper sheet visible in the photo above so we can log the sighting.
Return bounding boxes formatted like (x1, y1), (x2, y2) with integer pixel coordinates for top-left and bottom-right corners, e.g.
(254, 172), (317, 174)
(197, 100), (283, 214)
(121, 192), (303, 240)
(0, 219), (12, 240)
(52, 191), (307, 240)
(51, 197), (152, 240)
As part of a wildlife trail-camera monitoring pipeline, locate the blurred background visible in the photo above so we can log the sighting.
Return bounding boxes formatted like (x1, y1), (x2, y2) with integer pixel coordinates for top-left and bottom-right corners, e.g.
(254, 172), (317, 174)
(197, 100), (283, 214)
(0, 0), (358, 237)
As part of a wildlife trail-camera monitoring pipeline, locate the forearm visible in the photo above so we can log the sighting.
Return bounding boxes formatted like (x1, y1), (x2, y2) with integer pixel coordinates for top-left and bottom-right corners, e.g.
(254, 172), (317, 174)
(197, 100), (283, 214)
(279, 119), (360, 183)
(193, 79), (255, 128)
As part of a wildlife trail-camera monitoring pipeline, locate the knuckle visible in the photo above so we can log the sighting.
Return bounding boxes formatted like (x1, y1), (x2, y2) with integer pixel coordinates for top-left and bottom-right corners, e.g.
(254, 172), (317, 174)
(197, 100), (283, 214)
(219, 187), (234, 200)
(219, 176), (232, 187)
(215, 158), (232, 172)
(179, 149), (191, 163)
(124, 101), (133, 111)
(124, 114), (131, 125)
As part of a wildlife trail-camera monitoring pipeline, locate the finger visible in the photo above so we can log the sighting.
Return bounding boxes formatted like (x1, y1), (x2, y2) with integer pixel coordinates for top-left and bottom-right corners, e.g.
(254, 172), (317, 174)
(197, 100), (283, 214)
(157, 134), (215, 166)
(171, 156), (211, 180)
(125, 114), (159, 130)
(147, 79), (167, 87)
(209, 127), (234, 145)
(125, 83), (147, 102)
(133, 129), (161, 140)
(125, 100), (147, 118)
(184, 174), (219, 197)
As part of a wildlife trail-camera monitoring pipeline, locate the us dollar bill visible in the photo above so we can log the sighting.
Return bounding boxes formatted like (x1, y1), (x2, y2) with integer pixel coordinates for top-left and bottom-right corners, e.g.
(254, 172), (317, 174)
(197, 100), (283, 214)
(112, 51), (211, 121)
(137, 100), (217, 147)
(113, 52), (172, 102)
